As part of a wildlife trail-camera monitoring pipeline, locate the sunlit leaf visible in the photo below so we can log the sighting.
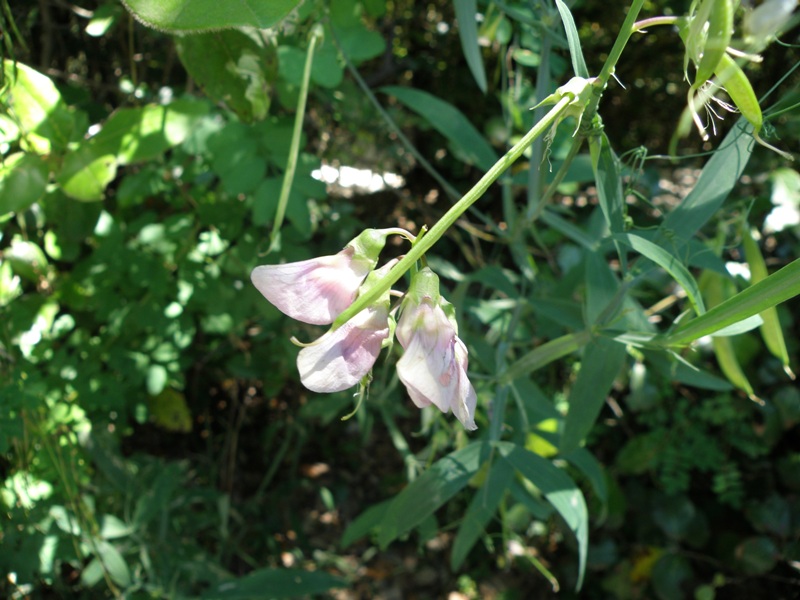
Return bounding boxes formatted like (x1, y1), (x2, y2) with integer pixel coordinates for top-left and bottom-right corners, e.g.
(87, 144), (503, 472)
(122, 0), (301, 32)
(0, 152), (48, 213)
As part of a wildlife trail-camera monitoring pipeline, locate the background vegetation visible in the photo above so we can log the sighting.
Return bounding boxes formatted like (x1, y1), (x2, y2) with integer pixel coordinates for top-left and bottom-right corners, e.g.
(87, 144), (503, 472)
(1, 0), (799, 598)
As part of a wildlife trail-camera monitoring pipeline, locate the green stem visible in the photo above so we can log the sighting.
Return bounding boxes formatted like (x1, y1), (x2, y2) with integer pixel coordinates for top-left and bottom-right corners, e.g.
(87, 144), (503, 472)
(631, 16), (680, 33)
(333, 95), (574, 328)
(585, 0), (647, 119)
(268, 26), (321, 253)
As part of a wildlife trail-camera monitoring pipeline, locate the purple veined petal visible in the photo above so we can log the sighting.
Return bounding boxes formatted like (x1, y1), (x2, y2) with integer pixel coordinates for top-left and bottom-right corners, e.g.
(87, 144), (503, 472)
(396, 331), (448, 410)
(451, 339), (478, 430)
(251, 248), (372, 325)
(297, 305), (390, 393)
(396, 301), (478, 430)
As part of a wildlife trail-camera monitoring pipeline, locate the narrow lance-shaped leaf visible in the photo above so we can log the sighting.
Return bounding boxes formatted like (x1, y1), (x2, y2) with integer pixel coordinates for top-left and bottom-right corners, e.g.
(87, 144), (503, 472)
(614, 232), (706, 316)
(454, 0), (488, 93)
(501, 330), (592, 384)
(554, 0), (589, 78)
(451, 457), (514, 570)
(658, 118), (753, 248)
(560, 336), (626, 454)
(495, 442), (589, 590)
(377, 442), (487, 548)
(698, 270), (755, 397)
(590, 133), (627, 269)
(663, 257), (800, 346)
(380, 86), (498, 171)
(740, 224), (794, 377)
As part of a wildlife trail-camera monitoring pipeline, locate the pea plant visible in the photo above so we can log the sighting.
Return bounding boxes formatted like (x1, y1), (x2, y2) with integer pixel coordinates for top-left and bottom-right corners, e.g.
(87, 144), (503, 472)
(2, 0), (799, 596)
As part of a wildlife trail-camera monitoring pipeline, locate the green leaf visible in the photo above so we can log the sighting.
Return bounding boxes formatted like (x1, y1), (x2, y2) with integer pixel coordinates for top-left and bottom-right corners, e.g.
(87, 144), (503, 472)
(176, 30), (276, 122)
(495, 442), (588, 590)
(278, 45), (343, 89)
(644, 350), (733, 391)
(122, 0), (301, 32)
(5, 237), (48, 282)
(664, 257), (800, 345)
(99, 100), (210, 165)
(341, 499), (392, 547)
(330, 0), (386, 63)
(651, 553), (693, 600)
(378, 442), (487, 548)
(614, 232), (706, 316)
(508, 479), (556, 520)
(86, 3), (124, 37)
(146, 364), (168, 396)
(561, 448), (608, 519)
(380, 86), (498, 170)
(56, 145), (117, 201)
(585, 250), (621, 326)
(658, 120), (753, 248)
(501, 330), (592, 384)
(56, 100), (208, 200)
(94, 540), (132, 588)
(736, 536), (779, 575)
(560, 336), (626, 453)
(590, 133), (626, 266)
(0, 152), (48, 214)
(541, 208), (600, 250)
(454, 0), (487, 93)
(451, 457), (514, 570)
(554, 0), (589, 78)
(201, 568), (345, 599)
(2, 60), (81, 154)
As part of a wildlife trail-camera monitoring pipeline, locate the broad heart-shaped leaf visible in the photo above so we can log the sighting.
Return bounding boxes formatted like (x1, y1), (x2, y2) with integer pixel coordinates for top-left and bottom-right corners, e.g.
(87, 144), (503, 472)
(201, 568), (344, 599)
(56, 146), (117, 201)
(0, 152), (49, 214)
(454, 0), (487, 93)
(56, 99), (208, 201)
(122, 0), (301, 32)
(614, 232), (706, 316)
(380, 86), (498, 171)
(2, 60), (82, 154)
(560, 336), (626, 454)
(451, 457), (514, 570)
(494, 441), (589, 590)
(95, 99), (210, 165)
(176, 30), (277, 122)
(377, 442), (488, 549)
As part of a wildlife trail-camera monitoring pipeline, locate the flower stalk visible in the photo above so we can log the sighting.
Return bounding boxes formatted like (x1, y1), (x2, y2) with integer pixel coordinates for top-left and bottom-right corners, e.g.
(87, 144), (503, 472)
(332, 94), (574, 329)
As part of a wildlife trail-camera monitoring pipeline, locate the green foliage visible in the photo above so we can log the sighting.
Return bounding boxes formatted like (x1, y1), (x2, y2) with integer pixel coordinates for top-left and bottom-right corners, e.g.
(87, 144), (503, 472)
(2, 0), (800, 598)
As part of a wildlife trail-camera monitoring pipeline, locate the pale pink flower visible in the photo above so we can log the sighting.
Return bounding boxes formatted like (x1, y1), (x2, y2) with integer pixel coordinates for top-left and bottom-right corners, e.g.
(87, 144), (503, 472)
(250, 229), (388, 325)
(297, 304), (390, 393)
(396, 269), (477, 430)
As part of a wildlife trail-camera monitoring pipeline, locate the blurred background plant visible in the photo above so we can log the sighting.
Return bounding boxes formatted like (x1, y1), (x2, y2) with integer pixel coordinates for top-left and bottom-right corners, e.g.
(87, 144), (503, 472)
(1, 0), (799, 598)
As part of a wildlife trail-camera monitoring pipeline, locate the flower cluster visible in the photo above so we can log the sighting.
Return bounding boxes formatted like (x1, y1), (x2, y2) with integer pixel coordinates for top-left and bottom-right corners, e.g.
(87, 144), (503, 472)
(250, 228), (477, 430)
